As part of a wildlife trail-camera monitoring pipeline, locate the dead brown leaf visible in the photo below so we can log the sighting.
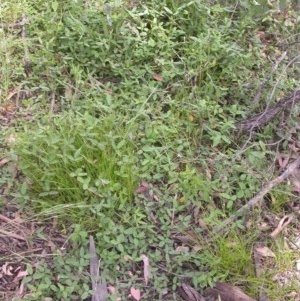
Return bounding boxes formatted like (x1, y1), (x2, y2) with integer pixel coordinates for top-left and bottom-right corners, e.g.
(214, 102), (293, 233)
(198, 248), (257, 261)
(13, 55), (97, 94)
(0, 157), (10, 166)
(107, 286), (116, 294)
(6, 133), (16, 145)
(2, 263), (14, 276)
(136, 182), (149, 194)
(141, 254), (150, 285)
(270, 214), (293, 238)
(278, 153), (289, 169)
(152, 74), (164, 82)
(14, 269), (28, 280)
(175, 246), (189, 253)
(130, 287), (141, 301)
(255, 246), (276, 258)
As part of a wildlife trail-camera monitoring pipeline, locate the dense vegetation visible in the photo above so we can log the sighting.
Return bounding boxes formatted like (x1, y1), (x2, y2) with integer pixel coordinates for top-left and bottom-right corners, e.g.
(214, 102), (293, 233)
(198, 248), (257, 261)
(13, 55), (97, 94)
(0, 0), (299, 300)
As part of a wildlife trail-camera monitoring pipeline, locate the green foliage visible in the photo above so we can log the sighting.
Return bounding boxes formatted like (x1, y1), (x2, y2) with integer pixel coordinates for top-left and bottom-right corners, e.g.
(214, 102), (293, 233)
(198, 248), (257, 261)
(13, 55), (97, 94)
(13, 110), (138, 212)
(22, 246), (91, 300)
(1, 0), (299, 300)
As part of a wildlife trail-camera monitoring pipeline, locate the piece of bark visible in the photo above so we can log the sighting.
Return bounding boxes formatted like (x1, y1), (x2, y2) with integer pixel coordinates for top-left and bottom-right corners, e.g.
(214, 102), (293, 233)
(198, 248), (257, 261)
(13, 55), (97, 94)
(89, 236), (108, 301)
(177, 283), (206, 301)
(204, 282), (257, 301)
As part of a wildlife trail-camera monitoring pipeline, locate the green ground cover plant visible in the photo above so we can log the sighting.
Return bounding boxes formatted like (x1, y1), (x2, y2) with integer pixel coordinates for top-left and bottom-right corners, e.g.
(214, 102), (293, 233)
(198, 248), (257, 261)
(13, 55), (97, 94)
(1, 0), (300, 300)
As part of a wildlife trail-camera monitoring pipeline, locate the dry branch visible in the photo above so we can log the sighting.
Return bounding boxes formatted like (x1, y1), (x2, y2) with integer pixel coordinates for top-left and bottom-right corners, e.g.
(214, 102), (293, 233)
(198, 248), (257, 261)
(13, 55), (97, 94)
(89, 236), (107, 301)
(214, 157), (300, 234)
(236, 90), (300, 132)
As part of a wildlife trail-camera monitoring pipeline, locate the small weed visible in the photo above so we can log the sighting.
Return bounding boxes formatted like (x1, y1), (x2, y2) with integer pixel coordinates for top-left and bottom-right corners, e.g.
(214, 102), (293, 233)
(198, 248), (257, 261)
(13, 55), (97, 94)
(22, 247), (91, 301)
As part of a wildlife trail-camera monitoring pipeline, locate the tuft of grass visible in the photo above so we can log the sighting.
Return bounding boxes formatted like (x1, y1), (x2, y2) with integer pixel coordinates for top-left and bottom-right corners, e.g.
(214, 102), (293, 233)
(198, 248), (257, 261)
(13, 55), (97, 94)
(12, 110), (138, 217)
(212, 233), (257, 278)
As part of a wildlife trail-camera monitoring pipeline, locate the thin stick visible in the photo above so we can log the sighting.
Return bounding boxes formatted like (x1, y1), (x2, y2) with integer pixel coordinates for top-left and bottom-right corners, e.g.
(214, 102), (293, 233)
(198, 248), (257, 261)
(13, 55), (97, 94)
(49, 91), (56, 113)
(0, 229), (26, 241)
(214, 157), (300, 234)
(0, 18), (29, 29)
(0, 213), (16, 224)
(253, 51), (287, 104)
(89, 236), (107, 301)
(235, 89), (300, 132)
(21, 14), (31, 69)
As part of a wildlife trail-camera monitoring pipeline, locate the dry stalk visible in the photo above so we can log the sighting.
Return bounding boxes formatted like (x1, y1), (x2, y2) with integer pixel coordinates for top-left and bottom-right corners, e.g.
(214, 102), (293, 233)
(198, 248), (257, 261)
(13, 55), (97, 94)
(214, 157), (300, 234)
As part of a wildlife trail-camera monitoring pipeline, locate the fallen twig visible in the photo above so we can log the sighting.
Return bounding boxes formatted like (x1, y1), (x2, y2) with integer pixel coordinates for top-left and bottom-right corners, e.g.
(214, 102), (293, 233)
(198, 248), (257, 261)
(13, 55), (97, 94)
(21, 14), (31, 69)
(0, 229), (26, 241)
(236, 89), (300, 132)
(49, 91), (56, 113)
(0, 213), (17, 224)
(252, 51), (287, 105)
(89, 235), (107, 301)
(233, 89), (300, 161)
(0, 18), (29, 29)
(214, 157), (300, 234)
